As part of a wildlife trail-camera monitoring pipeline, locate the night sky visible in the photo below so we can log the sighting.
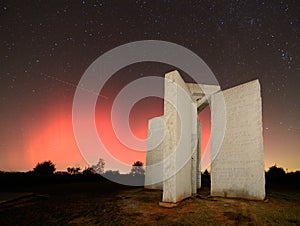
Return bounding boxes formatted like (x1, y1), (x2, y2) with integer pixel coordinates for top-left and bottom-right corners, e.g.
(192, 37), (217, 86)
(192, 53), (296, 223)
(0, 0), (299, 172)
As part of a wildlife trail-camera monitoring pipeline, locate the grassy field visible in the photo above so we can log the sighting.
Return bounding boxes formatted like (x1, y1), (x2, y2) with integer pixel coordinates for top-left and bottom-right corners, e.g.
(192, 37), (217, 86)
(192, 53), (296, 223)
(0, 181), (299, 225)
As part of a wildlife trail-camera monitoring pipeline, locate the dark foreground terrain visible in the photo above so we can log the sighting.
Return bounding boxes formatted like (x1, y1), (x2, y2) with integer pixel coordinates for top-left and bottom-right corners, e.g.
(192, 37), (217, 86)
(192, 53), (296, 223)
(0, 180), (299, 225)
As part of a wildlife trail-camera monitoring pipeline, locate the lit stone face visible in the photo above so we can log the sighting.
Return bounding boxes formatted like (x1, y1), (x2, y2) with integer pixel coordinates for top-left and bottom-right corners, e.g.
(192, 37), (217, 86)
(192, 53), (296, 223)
(210, 80), (265, 200)
(162, 71), (193, 203)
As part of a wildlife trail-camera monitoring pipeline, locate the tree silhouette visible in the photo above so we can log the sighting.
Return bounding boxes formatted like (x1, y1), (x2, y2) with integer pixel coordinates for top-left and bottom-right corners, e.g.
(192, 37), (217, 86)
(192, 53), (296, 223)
(67, 167), (81, 175)
(267, 164), (285, 176)
(92, 158), (105, 174)
(201, 169), (211, 187)
(82, 167), (96, 175)
(130, 161), (145, 176)
(203, 169), (210, 177)
(266, 164), (286, 183)
(33, 161), (56, 175)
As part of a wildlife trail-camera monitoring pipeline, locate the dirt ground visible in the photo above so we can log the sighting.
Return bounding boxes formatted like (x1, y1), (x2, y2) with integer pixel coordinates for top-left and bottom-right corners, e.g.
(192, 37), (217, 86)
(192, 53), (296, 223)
(0, 182), (299, 225)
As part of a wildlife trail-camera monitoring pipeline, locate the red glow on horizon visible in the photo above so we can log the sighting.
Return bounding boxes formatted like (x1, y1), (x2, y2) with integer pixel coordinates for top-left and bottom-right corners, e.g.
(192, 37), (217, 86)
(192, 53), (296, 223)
(96, 96), (211, 169)
(96, 97), (164, 166)
(22, 97), (211, 173)
(28, 110), (87, 171)
(198, 107), (211, 155)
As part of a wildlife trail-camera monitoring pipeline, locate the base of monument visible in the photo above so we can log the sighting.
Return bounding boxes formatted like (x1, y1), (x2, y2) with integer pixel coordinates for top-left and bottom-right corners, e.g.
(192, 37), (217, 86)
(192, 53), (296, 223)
(211, 190), (265, 201)
(158, 201), (181, 208)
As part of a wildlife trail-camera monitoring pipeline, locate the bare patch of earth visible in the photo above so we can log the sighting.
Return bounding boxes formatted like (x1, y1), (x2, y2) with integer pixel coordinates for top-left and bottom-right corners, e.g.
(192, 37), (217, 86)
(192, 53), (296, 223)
(0, 183), (299, 225)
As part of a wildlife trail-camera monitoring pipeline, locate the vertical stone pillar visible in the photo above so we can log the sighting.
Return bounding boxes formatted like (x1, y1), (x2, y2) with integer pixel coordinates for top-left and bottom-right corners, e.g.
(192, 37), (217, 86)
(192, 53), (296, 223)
(145, 116), (165, 189)
(210, 80), (265, 200)
(162, 71), (193, 203)
(197, 121), (201, 189)
(191, 102), (198, 195)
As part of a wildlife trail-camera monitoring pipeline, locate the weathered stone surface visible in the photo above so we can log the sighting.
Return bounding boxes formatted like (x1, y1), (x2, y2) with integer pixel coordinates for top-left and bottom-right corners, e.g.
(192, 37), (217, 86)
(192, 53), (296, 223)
(145, 116), (165, 189)
(197, 121), (201, 189)
(210, 80), (265, 200)
(186, 83), (220, 111)
(162, 70), (193, 203)
(191, 102), (200, 194)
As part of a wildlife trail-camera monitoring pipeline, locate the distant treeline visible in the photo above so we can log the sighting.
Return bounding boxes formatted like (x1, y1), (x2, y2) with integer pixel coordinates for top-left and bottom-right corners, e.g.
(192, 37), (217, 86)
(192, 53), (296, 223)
(0, 160), (146, 190)
(0, 171), (145, 191)
(0, 163), (299, 190)
(265, 164), (300, 188)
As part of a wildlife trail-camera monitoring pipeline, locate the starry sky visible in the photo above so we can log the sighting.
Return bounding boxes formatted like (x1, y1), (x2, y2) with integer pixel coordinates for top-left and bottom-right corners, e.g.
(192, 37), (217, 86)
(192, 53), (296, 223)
(0, 0), (299, 172)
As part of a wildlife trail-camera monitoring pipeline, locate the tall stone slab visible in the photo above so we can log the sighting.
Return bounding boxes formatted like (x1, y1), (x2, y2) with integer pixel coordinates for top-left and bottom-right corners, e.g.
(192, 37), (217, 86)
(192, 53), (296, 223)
(162, 70), (193, 203)
(197, 121), (201, 189)
(210, 80), (265, 200)
(191, 102), (201, 194)
(145, 116), (165, 189)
